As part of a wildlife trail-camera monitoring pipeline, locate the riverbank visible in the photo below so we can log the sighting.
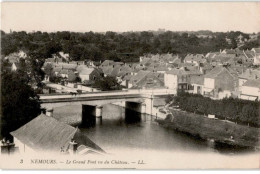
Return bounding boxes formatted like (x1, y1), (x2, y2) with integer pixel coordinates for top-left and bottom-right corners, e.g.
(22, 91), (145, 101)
(156, 110), (260, 149)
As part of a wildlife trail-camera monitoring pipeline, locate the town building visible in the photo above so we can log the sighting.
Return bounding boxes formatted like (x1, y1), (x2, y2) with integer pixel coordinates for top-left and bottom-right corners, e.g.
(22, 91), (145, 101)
(189, 76), (204, 95)
(240, 79), (260, 101)
(164, 68), (189, 93)
(238, 69), (260, 91)
(78, 67), (102, 82)
(203, 66), (236, 99)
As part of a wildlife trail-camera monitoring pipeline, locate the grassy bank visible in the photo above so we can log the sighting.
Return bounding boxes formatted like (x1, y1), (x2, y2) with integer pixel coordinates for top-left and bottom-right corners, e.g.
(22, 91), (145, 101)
(157, 110), (260, 149)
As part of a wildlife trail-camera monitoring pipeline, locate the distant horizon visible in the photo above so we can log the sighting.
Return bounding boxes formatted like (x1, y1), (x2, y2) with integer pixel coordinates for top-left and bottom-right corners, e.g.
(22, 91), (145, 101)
(3, 29), (260, 34)
(2, 2), (260, 33)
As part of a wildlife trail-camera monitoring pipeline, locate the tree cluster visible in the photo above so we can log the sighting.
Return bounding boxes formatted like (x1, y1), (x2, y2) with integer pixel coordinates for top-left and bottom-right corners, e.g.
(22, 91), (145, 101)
(92, 76), (122, 91)
(1, 63), (42, 140)
(172, 93), (260, 127)
(2, 30), (258, 63)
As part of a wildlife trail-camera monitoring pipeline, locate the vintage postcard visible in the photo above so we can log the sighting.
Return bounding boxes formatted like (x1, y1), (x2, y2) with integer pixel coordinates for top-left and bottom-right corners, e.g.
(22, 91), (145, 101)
(0, 1), (260, 169)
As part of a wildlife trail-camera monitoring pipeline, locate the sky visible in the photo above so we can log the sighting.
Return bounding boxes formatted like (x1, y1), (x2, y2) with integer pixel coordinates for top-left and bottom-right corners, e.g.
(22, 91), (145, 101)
(1, 2), (260, 33)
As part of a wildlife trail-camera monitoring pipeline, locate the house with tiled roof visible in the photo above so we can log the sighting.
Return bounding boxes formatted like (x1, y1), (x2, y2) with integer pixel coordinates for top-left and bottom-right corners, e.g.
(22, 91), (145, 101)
(135, 73), (164, 89)
(76, 65), (88, 73)
(184, 54), (205, 66)
(238, 69), (260, 91)
(117, 66), (132, 77)
(164, 68), (189, 93)
(226, 65), (243, 77)
(78, 67), (102, 82)
(131, 64), (146, 75)
(10, 114), (105, 155)
(128, 70), (150, 88)
(189, 75), (204, 95)
(101, 66), (114, 76)
(199, 62), (214, 74)
(116, 66), (132, 83)
(240, 79), (260, 101)
(234, 54), (252, 66)
(212, 53), (236, 65)
(130, 71), (164, 89)
(109, 65), (122, 77)
(203, 66), (236, 99)
(243, 50), (255, 64)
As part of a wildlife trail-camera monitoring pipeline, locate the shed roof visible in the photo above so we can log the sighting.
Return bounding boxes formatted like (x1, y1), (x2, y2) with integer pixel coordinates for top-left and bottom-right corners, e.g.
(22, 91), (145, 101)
(242, 79), (260, 88)
(11, 114), (104, 153)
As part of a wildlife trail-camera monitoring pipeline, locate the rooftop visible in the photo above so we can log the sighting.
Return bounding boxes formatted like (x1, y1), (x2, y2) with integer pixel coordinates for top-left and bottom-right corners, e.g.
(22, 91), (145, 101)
(204, 66), (231, 78)
(243, 79), (260, 88)
(11, 114), (104, 153)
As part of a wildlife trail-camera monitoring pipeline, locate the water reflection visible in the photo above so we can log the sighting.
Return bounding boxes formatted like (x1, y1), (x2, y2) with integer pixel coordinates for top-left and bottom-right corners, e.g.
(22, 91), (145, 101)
(54, 103), (256, 154)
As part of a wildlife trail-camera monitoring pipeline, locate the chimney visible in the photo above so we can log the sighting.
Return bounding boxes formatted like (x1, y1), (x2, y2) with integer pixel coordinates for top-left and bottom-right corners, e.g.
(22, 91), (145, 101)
(69, 139), (78, 154)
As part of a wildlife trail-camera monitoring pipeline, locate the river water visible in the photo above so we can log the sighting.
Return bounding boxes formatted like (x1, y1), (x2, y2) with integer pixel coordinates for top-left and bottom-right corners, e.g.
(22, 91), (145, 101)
(53, 104), (253, 155)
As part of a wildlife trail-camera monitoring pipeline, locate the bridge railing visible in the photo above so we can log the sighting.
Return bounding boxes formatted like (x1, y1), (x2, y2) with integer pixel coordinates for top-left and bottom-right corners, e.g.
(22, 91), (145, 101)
(39, 89), (130, 96)
(39, 88), (176, 100)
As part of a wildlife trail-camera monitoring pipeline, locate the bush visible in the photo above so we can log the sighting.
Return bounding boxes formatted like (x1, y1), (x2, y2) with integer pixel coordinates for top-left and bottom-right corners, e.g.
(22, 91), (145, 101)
(172, 93), (260, 127)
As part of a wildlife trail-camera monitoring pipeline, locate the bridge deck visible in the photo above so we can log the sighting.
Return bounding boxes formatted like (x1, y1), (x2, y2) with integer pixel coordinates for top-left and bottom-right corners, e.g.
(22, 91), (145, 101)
(40, 89), (176, 103)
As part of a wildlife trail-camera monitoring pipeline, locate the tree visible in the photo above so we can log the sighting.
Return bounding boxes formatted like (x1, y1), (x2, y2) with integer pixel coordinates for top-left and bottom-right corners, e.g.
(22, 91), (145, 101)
(44, 63), (53, 76)
(1, 69), (42, 140)
(26, 54), (45, 89)
(49, 72), (62, 83)
(92, 76), (121, 91)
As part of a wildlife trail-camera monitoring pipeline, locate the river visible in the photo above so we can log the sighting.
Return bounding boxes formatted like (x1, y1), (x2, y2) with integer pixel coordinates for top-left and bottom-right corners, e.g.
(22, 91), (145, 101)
(53, 103), (254, 155)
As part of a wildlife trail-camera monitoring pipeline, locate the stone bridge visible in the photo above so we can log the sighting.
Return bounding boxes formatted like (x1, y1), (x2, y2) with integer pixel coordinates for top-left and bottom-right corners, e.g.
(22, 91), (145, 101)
(39, 89), (175, 125)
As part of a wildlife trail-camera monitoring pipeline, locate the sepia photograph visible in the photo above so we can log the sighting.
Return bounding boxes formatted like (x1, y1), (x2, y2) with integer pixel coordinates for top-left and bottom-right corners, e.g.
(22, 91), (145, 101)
(0, 1), (260, 169)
